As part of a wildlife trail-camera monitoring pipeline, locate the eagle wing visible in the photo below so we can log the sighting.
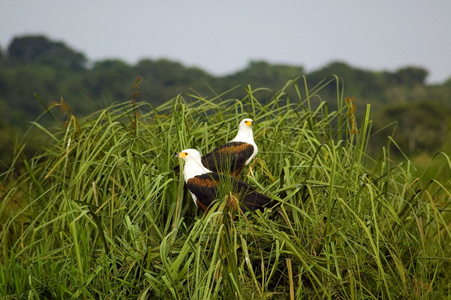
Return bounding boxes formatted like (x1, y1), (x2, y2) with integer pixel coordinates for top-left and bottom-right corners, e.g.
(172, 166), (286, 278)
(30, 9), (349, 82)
(187, 172), (272, 213)
(202, 141), (254, 175)
(231, 178), (272, 212)
(186, 173), (220, 211)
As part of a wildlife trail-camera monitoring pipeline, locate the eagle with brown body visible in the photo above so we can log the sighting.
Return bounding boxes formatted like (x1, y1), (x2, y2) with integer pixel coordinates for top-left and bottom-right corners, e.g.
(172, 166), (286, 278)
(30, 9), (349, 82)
(201, 118), (257, 176)
(174, 118), (258, 177)
(176, 149), (271, 213)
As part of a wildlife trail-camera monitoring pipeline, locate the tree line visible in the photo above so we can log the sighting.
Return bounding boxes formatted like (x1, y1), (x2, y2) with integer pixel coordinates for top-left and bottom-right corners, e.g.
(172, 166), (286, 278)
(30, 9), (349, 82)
(0, 35), (450, 160)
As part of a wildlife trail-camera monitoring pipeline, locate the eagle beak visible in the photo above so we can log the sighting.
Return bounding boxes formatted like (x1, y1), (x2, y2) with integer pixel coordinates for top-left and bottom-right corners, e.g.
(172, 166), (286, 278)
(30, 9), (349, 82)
(177, 152), (188, 159)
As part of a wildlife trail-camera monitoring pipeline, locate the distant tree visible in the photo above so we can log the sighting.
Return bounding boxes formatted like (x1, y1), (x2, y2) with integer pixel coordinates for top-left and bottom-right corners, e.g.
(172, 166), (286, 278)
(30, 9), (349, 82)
(218, 60), (305, 101)
(134, 58), (210, 87)
(306, 61), (388, 111)
(443, 76), (451, 88)
(229, 61), (304, 85)
(93, 59), (130, 70)
(0, 47), (4, 69)
(375, 101), (450, 154)
(7, 35), (87, 70)
(390, 67), (428, 86)
(133, 58), (214, 104)
(81, 59), (134, 101)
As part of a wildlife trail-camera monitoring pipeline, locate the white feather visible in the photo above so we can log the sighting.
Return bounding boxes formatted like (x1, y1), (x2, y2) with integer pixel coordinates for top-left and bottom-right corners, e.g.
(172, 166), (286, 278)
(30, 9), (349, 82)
(178, 149), (212, 205)
(231, 118), (258, 165)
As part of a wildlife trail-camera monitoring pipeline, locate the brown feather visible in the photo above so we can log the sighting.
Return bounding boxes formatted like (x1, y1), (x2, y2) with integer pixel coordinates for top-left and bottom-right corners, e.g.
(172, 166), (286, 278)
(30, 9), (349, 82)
(202, 142), (254, 176)
(186, 172), (272, 213)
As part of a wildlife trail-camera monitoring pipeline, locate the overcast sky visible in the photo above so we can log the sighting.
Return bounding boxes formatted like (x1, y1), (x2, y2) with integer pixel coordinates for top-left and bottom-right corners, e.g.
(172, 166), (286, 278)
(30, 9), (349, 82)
(1, 1), (450, 83)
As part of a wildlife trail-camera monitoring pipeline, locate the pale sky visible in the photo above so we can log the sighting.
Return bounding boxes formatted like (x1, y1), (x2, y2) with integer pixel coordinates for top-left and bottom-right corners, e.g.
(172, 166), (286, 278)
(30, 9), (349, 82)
(1, 1), (450, 83)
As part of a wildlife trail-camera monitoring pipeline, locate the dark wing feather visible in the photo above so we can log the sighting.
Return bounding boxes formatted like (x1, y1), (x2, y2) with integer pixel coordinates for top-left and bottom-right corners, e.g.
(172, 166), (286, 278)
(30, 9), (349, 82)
(186, 173), (220, 211)
(232, 178), (272, 212)
(216, 174), (272, 212)
(202, 142), (254, 174)
(187, 172), (272, 213)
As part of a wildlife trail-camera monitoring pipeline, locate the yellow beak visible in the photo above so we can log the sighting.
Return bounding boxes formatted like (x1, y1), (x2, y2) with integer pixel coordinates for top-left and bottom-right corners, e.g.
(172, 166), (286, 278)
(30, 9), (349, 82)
(176, 152), (188, 159)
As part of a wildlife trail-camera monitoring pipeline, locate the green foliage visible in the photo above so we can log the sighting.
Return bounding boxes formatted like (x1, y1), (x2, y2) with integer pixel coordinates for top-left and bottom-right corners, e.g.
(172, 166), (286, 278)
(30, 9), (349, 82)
(371, 101), (451, 155)
(1, 80), (450, 299)
(1, 35), (451, 158)
(7, 35), (87, 70)
(224, 60), (304, 88)
(390, 67), (429, 86)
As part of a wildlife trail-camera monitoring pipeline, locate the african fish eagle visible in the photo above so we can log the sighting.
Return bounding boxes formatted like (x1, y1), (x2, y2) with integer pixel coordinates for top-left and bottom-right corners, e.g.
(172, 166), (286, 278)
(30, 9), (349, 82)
(176, 149), (271, 213)
(173, 118), (258, 176)
(201, 118), (258, 176)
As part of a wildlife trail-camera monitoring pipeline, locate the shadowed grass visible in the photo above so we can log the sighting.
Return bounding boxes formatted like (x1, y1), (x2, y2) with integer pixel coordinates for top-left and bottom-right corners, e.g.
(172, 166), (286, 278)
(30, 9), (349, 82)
(1, 78), (450, 299)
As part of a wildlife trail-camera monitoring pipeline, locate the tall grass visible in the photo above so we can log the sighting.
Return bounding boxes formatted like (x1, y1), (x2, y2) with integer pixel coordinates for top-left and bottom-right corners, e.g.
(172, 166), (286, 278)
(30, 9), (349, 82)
(1, 78), (450, 299)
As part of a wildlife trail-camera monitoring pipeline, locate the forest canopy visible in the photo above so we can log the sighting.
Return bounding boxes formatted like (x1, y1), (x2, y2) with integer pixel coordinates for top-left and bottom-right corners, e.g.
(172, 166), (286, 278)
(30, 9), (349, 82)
(0, 35), (450, 159)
